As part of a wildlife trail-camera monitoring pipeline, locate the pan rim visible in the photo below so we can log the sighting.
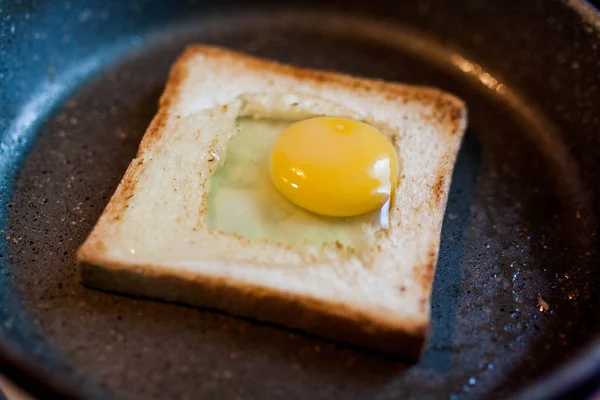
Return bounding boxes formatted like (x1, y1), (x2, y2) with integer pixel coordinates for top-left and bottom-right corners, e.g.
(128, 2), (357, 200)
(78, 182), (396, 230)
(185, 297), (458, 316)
(1, 310), (599, 400)
(0, 0), (599, 399)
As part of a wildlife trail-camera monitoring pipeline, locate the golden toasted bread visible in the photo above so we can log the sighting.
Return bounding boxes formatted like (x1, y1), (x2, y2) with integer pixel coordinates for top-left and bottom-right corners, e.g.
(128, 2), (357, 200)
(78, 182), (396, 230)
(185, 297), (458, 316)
(77, 45), (467, 359)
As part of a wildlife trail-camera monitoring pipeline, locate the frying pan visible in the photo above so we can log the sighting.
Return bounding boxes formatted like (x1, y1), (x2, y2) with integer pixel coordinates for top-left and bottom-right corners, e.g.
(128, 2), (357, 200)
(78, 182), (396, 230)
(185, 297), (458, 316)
(0, 1), (599, 399)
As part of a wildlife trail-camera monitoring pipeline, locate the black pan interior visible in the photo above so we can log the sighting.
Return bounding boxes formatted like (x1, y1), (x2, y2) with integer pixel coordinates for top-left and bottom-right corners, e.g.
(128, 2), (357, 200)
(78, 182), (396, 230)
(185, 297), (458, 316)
(0, 1), (599, 399)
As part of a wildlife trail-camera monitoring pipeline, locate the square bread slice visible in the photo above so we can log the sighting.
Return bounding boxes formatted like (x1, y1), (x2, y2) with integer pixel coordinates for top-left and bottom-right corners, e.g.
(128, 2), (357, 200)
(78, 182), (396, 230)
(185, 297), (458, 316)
(77, 45), (467, 360)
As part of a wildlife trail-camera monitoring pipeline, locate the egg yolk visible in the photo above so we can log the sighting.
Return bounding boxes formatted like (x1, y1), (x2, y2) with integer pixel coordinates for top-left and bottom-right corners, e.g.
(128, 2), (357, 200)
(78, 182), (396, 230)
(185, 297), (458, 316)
(269, 117), (399, 217)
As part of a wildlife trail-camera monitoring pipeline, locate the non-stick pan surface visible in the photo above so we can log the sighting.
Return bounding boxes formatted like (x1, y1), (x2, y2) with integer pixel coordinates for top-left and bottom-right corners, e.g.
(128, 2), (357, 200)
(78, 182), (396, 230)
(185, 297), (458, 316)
(1, 1), (599, 399)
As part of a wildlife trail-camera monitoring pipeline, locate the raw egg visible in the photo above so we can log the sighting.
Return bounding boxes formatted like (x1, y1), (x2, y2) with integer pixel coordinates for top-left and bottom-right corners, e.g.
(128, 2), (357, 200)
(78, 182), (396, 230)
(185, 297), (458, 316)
(269, 117), (399, 217)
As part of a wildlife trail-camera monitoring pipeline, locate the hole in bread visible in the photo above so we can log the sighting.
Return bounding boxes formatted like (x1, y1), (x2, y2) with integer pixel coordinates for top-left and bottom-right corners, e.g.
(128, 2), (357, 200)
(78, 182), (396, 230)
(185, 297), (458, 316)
(204, 93), (399, 258)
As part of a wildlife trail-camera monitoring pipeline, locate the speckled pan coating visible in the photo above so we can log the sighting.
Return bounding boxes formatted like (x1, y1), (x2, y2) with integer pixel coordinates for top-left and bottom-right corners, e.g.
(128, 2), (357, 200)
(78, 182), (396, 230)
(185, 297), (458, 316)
(0, 1), (599, 400)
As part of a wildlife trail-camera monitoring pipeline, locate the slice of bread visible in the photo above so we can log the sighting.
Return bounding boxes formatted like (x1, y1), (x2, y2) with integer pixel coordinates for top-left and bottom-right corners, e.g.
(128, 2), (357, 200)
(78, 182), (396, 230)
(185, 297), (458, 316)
(77, 45), (467, 360)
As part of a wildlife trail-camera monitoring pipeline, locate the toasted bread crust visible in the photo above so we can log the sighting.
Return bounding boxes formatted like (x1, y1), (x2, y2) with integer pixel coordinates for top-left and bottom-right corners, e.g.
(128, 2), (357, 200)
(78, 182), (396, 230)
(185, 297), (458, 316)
(183, 45), (464, 132)
(80, 258), (425, 359)
(135, 45), (465, 157)
(77, 45), (467, 359)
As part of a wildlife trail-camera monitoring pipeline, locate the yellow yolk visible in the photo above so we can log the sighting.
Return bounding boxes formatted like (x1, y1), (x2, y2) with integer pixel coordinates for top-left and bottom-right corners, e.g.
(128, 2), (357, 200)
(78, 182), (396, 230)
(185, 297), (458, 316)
(269, 117), (399, 217)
